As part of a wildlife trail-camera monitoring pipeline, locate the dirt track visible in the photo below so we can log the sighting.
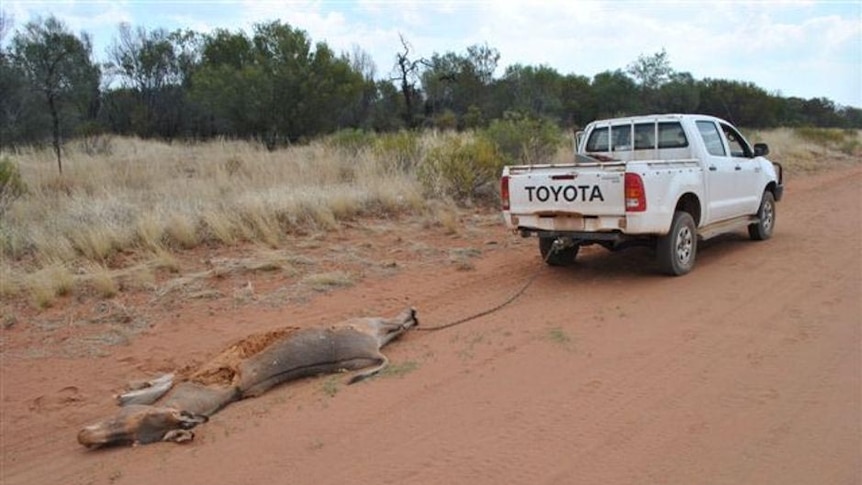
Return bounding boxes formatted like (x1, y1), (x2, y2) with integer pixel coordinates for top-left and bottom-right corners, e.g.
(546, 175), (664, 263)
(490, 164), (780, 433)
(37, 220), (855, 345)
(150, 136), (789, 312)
(1, 167), (860, 485)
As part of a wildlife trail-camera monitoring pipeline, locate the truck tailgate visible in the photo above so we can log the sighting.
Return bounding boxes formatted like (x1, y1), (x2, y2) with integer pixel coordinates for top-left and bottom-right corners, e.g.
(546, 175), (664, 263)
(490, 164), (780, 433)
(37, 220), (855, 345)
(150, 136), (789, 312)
(506, 164), (626, 216)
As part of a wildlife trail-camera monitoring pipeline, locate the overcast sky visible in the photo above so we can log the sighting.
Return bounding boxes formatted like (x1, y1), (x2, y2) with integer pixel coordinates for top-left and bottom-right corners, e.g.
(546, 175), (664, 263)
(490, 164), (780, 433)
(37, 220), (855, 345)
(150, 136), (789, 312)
(4, 0), (861, 108)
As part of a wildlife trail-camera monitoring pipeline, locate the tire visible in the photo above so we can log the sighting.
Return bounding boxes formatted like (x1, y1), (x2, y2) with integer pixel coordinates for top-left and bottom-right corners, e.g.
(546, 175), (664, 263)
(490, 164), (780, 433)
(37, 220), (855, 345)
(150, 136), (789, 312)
(657, 211), (697, 276)
(539, 237), (579, 266)
(748, 191), (775, 241)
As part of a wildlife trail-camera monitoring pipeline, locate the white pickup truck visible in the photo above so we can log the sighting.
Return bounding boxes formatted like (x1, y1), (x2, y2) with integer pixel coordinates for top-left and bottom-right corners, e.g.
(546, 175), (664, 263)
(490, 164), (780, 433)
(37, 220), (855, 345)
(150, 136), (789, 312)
(501, 113), (784, 275)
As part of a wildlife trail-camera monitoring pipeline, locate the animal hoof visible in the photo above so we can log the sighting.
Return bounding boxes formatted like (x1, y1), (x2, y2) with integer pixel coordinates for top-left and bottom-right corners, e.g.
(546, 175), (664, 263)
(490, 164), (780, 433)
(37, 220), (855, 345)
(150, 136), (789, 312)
(163, 429), (195, 443)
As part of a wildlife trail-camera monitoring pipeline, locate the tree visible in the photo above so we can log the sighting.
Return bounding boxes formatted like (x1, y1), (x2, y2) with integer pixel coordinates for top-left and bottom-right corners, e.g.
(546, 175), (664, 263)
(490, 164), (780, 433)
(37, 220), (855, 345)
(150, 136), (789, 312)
(0, 11), (28, 149)
(590, 70), (640, 118)
(656, 72), (700, 114)
(11, 16), (100, 173)
(495, 64), (565, 120)
(107, 24), (198, 138)
(391, 34), (426, 128)
(421, 43), (500, 128)
(626, 48), (675, 112)
(696, 79), (778, 127)
(627, 48), (673, 90)
(191, 21), (365, 146)
(559, 74), (594, 127)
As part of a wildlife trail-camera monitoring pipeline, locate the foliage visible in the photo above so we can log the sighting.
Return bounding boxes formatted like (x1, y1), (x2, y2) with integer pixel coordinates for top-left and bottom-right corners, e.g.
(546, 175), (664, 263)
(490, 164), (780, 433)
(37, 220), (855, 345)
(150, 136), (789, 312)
(373, 130), (423, 173)
(793, 127), (849, 146)
(792, 127), (861, 155)
(0, 156), (27, 216)
(483, 112), (564, 165)
(9, 15), (100, 173)
(418, 134), (504, 202)
(627, 48), (673, 90)
(495, 64), (565, 122)
(190, 21), (365, 148)
(0, 19), (860, 150)
(324, 128), (376, 154)
(421, 43), (500, 128)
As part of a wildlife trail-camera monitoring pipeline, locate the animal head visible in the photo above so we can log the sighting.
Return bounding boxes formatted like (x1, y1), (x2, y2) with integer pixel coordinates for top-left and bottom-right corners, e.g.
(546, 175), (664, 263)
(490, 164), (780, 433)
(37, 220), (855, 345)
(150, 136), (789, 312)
(372, 307), (418, 348)
(78, 405), (208, 448)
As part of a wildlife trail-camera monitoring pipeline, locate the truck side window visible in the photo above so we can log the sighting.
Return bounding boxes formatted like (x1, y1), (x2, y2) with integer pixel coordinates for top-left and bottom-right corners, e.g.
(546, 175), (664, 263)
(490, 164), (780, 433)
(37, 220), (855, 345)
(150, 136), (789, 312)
(634, 123), (655, 150)
(657, 122), (688, 148)
(720, 123), (753, 158)
(611, 125), (632, 151)
(696, 121), (726, 156)
(586, 127), (610, 152)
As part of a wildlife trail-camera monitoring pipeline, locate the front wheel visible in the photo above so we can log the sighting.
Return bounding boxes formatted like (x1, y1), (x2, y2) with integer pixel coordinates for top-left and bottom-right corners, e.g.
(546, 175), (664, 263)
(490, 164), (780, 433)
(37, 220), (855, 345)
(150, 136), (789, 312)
(539, 237), (579, 266)
(657, 211), (697, 276)
(748, 191), (776, 241)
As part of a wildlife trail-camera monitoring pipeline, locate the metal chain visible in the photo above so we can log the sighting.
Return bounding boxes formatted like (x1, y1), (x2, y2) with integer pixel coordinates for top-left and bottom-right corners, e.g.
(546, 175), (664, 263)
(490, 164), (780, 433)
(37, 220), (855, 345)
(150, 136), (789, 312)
(415, 238), (564, 332)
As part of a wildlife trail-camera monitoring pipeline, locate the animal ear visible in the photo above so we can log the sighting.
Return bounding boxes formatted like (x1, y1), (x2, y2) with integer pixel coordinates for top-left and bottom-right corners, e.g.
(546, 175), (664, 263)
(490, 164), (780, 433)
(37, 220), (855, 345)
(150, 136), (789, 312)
(399, 307), (417, 324)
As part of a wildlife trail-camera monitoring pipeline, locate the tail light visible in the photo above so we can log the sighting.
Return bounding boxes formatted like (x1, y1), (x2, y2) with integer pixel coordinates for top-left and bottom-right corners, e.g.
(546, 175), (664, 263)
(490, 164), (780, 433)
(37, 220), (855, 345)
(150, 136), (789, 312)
(501, 175), (510, 211)
(624, 173), (646, 212)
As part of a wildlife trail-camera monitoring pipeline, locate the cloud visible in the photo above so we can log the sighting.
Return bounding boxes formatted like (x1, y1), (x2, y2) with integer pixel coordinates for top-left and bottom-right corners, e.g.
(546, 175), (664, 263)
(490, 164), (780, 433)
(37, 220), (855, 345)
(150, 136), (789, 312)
(2, 0), (858, 106)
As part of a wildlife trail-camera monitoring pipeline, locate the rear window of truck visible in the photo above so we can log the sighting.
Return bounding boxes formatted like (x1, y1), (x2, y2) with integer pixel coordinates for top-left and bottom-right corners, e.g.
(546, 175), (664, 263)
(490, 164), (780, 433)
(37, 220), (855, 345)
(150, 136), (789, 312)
(586, 121), (688, 152)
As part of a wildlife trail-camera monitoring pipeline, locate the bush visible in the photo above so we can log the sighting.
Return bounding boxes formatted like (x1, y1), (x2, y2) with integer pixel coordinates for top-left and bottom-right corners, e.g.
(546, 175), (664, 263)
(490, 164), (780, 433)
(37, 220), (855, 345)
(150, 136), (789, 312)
(418, 135), (504, 203)
(483, 112), (564, 165)
(0, 157), (27, 216)
(793, 127), (847, 146)
(325, 128), (376, 154)
(373, 130), (422, 173)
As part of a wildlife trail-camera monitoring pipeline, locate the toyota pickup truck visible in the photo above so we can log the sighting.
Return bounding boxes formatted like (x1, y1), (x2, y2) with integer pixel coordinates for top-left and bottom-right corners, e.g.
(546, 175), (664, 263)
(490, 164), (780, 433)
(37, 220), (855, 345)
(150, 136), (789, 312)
(500, 114), (784, 275)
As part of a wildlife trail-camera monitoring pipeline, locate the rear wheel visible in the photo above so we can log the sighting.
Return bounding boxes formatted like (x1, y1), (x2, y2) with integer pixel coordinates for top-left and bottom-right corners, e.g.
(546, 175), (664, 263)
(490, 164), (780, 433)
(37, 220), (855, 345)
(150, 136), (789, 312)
(539, 237), (579, 266)
(748, 191), (776, 241)
(657, 211), (697, 276)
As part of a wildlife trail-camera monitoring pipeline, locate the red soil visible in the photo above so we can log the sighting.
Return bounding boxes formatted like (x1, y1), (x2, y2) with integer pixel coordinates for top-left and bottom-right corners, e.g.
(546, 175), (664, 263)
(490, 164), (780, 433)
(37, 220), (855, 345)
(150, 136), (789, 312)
(1, 167), (860, 485)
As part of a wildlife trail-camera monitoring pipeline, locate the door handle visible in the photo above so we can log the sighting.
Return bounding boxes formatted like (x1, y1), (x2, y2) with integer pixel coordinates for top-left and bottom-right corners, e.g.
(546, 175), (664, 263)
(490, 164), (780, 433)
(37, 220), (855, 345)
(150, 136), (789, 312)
(734, 166), (742, 171)
(709, 166), (717, 171)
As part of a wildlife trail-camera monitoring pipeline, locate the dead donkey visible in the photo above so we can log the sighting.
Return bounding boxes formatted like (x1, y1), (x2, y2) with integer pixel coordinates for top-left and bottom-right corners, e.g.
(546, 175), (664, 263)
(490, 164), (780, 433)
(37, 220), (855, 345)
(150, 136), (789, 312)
(77, 307), (418, 448)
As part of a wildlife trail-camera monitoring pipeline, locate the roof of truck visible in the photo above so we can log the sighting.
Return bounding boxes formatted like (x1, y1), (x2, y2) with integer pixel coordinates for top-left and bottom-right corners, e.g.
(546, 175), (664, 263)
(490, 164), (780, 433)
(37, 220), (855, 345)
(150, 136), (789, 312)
(587, 113), (729, 126)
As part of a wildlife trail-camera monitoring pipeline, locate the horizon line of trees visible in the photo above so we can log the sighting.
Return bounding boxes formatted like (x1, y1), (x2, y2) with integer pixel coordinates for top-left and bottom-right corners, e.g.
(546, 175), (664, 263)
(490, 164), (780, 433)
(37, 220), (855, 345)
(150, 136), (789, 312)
(1, 14), (860, 165)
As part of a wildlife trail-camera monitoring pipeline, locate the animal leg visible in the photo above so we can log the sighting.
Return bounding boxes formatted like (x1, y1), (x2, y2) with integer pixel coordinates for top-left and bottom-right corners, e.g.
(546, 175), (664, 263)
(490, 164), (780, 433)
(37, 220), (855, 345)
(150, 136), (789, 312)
(162, 429), (195, 444)
(116, 373), (175, 406)
(347, 354), (388, 385)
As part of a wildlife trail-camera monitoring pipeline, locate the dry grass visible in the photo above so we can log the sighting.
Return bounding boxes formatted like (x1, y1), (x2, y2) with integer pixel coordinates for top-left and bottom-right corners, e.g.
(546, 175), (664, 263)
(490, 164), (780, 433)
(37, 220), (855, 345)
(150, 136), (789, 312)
(0, 128), (858, 308)
(1, 135), (429, 306)
(745, 128), (862, 174)
(302, 271), (354, 291)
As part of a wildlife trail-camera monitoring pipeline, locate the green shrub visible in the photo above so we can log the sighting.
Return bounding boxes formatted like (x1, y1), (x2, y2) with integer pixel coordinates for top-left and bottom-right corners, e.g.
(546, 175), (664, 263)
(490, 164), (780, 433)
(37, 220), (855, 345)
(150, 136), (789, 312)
(482, 112), (564, 165)
(418, 135), (504, 203)
(793, 127), (847, 146)
(0, 157), (27, 216)
(325, 128), (376, 154)
(431, 109), (458, 131)
(373, 130), (422, 173)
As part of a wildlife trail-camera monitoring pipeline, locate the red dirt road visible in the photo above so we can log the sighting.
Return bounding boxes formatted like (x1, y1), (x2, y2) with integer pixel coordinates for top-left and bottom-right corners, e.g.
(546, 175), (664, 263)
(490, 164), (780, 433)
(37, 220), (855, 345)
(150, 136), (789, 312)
(2, 167), (860, 485)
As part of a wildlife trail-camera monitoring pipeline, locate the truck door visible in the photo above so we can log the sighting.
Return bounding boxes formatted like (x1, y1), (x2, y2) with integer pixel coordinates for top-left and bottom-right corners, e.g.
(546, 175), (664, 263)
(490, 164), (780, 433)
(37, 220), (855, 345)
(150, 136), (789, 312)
(695, 120), (737, 223)
(719, 122), (762, 215)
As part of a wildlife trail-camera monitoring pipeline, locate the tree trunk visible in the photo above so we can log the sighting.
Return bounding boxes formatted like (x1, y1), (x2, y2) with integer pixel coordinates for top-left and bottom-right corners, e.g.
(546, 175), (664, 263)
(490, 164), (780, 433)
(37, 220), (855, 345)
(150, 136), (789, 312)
(48, 93), (62, 174)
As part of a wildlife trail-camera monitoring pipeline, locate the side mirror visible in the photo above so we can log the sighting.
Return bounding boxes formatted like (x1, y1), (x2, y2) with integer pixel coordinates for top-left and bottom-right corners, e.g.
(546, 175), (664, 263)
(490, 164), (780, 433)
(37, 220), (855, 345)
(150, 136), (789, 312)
(753, 143), (769, 157)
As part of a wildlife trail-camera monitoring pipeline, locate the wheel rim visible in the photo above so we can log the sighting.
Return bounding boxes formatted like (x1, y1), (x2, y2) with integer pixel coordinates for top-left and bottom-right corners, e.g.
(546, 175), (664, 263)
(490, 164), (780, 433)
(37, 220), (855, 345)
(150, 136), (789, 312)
(762, 200), (774, 232)
(676, 226), (694, 265)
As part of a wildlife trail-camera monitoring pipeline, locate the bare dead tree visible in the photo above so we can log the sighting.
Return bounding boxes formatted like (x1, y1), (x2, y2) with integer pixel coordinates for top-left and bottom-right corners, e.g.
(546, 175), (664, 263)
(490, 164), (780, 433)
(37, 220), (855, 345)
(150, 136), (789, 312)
(390, 34), (428, 128)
